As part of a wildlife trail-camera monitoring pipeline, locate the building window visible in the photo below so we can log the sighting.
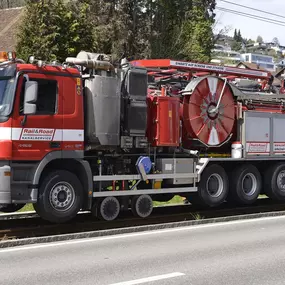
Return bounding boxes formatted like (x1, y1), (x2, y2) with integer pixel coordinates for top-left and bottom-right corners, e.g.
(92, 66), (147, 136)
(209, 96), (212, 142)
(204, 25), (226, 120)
(20, 78), (58, 115)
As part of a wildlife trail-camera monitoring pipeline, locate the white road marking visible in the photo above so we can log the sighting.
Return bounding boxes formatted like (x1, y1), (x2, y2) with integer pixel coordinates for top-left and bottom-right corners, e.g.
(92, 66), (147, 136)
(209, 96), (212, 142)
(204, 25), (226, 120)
(109, 272), (185, 285)
(1, 215), (285, 254)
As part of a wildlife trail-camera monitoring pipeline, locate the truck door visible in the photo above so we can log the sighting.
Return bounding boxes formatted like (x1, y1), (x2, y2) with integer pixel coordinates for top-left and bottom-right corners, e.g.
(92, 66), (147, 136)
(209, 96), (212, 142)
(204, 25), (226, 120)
(61, 76), (84, 155)
(11, 73), (63, 161)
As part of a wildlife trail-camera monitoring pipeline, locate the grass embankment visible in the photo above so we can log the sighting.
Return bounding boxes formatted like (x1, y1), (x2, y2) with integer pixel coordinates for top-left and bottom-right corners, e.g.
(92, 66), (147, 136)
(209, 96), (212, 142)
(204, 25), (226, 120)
(18, 204), (35, 212)
(153, 195), (185, 206)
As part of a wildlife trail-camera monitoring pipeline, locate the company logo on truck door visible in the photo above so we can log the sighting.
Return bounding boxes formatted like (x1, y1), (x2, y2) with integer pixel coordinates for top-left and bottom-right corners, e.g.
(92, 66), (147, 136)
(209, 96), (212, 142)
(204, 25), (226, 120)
(20, 128), (55, 141)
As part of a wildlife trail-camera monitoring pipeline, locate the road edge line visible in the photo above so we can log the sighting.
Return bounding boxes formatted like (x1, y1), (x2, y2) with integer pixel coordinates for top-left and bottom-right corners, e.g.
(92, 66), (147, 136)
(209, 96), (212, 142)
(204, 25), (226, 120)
(1, 210), (285, 248)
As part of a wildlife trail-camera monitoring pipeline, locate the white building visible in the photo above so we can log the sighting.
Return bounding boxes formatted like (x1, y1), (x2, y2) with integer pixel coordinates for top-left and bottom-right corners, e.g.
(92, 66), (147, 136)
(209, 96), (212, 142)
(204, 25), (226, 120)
(211, 44), (242, 65)
(241, 53), (275, 72)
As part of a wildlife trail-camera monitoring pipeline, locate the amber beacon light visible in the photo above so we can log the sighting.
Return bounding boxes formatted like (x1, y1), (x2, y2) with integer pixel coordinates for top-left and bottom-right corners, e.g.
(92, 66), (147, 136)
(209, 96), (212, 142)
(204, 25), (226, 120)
(0, 51), (16, 62)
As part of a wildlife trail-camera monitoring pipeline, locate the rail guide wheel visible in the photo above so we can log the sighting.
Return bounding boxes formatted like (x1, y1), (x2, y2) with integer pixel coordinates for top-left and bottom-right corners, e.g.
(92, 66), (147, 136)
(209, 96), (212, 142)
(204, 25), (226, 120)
(182, 76), (235, 147)
(131, 194), (153, 218)
(92, 196), (120, 221)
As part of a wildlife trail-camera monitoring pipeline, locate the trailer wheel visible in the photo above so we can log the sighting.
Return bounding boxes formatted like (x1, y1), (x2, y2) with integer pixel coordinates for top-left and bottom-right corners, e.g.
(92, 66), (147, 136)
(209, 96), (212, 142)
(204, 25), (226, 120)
(34, 170), (83, 223)
(198, 164), (229, 207)
(228, 164), (261, 205)
(0, 204), (26, 213)
(264, 163), (285, 201)
(95, 196), (120, 221)
(131, 195), (153, 218)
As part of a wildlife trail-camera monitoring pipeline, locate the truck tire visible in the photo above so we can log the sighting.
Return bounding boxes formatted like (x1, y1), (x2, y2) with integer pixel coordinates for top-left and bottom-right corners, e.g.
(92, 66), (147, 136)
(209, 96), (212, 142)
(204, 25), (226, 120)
(34, 170), (84, 223)
(197, 164), (229, 207)
(264, 163), (285, 201)
(228, 164), (261, 205)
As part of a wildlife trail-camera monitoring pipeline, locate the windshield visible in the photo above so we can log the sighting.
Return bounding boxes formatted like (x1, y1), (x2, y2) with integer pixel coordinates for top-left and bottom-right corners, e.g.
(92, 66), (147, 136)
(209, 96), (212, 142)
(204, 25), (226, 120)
(0, 64), (16, 117)
(0, 77), (15, 116)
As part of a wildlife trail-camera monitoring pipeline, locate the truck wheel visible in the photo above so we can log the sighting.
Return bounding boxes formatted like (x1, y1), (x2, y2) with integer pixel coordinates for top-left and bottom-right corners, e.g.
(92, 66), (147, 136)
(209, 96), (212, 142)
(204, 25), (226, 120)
(264, 163), (285, 201)
(0, 204), (26, 213)
(94, 196), (120, 221)
(198, 164), (229, 207)
(228, 164), (261, 205)
(34, 170), (83, 223)
(131, 194), (153, 218)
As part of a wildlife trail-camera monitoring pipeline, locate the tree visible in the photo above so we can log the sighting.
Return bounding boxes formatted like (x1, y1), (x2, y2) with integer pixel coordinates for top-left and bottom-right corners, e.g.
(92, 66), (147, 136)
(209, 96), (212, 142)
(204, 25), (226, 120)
(16, 0), (61, 61)
(15, 0), (217, 62)
(16, 0), (97, 62)
(174, 0), (216, 62)
(256, 35), (263, 43)
(231, 41), (241, 51)
(237, 30), (242, 42)
(110, 0), (149, 60)
(233, 29), (237, 40)
(272, 37), (280, 46)
(231, 29), (243, 51)
(67, 0), (97, 57)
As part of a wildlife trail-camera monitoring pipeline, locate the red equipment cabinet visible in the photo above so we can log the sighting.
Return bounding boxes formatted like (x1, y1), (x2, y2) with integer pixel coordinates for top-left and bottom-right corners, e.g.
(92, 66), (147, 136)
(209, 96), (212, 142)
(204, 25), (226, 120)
(147, 95), (180, 147)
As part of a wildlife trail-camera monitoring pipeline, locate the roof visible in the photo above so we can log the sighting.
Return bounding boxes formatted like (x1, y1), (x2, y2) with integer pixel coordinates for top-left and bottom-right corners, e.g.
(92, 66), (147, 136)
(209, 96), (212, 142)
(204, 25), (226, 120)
(0, 7), (24, 51)
(273, 67), (285, 79)
(16, 63), (80, 77)
(236, 62), (267, 71)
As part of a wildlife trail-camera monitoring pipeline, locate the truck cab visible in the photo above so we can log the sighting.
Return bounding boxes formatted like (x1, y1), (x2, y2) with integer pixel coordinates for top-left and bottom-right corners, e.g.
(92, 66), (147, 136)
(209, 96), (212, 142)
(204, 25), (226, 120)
(0, 51), (89, 221)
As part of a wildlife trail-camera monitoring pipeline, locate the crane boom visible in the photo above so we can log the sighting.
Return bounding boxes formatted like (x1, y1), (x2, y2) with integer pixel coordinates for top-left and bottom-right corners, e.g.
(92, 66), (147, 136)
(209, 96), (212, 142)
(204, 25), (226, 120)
(131, 59), (271, 80)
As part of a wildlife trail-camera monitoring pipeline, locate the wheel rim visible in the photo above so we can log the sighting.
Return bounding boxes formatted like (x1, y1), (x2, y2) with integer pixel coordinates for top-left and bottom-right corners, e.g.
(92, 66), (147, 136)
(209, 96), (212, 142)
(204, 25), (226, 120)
(241, 173), (257, 196)
(206, 174), (224, 198)
(135, 195), (153, 218)
(100, 197), (120, 221)
(277, 170), (285, 191)
(49, 182), (76, 212)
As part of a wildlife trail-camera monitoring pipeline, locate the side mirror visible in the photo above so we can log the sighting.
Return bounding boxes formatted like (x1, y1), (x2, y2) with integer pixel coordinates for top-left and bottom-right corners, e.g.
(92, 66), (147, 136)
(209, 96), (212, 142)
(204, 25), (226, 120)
(23, 81), (38, 115)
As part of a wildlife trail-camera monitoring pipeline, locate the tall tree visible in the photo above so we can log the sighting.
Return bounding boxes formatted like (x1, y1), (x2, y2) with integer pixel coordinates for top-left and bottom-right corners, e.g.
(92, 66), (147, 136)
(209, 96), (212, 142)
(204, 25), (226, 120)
(237, 29), (242, 41)
(233, 29), (237, 40)
(231, 29), (243, 51)
(111, 0), (148, 60)
(15, 0), (217, 63)
(272, 37), (280, 46)
(256, 35), (263, 43)
(16, 0), (97, 62)
(177, 0), (216, 62)
(16, 0), (60, 61)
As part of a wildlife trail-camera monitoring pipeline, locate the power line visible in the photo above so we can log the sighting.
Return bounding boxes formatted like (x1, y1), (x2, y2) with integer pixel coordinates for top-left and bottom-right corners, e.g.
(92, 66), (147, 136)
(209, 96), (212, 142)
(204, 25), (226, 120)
(216, 7), (285, 27)
(217, 7), (285, 25)
(219, 0), (285, 20)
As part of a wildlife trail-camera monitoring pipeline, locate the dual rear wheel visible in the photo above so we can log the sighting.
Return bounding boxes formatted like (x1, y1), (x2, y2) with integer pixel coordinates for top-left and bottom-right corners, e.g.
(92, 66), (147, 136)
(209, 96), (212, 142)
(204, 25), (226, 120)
(264, 163), (285, 200)
(188, 163), (262, 207)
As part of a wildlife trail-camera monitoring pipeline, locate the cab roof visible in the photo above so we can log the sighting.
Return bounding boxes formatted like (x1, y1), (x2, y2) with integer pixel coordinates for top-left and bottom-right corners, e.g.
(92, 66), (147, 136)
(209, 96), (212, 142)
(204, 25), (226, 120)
(16, 63), (81, 77)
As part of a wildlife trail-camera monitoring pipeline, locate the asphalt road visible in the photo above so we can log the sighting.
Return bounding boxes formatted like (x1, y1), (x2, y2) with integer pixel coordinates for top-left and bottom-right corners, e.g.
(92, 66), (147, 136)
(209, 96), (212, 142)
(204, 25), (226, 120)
(1, 216), (285, 285)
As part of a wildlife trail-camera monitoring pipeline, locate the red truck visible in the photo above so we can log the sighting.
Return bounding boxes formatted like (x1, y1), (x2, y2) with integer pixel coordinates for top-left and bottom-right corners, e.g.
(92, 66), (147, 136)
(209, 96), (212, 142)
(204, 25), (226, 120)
(0, 50), (285, 223)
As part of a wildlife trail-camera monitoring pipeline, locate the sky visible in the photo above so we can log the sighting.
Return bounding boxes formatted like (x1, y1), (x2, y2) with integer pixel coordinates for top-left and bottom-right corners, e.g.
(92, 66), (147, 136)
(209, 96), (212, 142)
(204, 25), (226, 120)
(214, 0), (285, 44)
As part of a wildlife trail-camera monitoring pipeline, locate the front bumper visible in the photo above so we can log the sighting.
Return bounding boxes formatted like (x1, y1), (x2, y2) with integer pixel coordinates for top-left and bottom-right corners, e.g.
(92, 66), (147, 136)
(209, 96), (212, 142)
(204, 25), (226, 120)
(0, 165), (11, 204)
